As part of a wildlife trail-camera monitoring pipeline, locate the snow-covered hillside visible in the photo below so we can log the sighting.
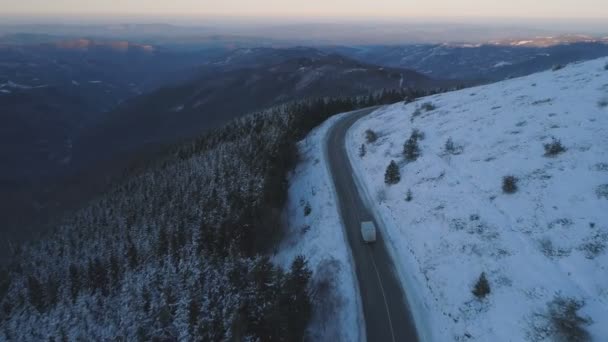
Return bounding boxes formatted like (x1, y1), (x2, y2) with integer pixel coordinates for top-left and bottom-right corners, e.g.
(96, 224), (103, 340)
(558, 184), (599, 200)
(276, 114), (363, 342)
(346, 58), (608, 341)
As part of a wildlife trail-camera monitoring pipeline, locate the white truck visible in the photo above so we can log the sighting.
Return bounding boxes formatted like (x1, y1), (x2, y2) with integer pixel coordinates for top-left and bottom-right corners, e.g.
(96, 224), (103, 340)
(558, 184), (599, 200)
(360, 221), (377, 243)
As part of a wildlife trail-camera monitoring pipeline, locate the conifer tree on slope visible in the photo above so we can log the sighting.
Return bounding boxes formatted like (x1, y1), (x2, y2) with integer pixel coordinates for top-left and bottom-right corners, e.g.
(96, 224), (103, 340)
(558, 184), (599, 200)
(385, 160), (401, 185)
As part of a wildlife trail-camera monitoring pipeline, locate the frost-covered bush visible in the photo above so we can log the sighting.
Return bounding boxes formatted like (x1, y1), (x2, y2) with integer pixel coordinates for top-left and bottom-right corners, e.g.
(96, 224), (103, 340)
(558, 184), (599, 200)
(304, 202), (312, 216)
(359, 144), (366, 157)
(548, 296), (591, 342)
(502, 175), (518, 194)
(539, 237), (571, 258)
(421, 102), (437, 111)
(404, 95), (416, 104)
(445, 137), (456, 153)
(529, 296), (592, 342)
(544, 138), (566, 157)
(405, 189), (413, 202)
(596, 184), (608, 200)
(365, 129), (378, 143)
(411, 128), (425, 141)
(411, 102), (436, 121)
(444, 137), (463, 155)
(577, 232), (607, 259)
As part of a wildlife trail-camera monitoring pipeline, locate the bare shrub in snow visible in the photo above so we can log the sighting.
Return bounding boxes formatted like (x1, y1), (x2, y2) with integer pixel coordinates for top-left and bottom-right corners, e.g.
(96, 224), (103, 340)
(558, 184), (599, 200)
(404, 94), (416, 104)
(544, 138), (567, 157)
(421, 102), (437, 111)
(444, 137), (463, 155)
(529, 296), (592, 342)
(411, 128), (425, 141)
(359, 144), (366, 158)
(365, 129), (378, 143)
(304, 202), (312, 216)
(301, 225), (311, 235)
(539, 238), (571, 258)
(532, 98), (553, 105)
(411, 107), (422, 120)
(445, 137), (456, 153)
(596, 184), (608, 200)
(405, 189), (413, 202)
(577, 232), (608, 259)
(502, 175), (518, 194)
(411, 102), (436, 121)
(385, 160), (401, 185)
(548, 296), (592, 342)
(591, 162), (608, 172)
(552, 64), (565, 71)
(376, 188), (387, 203)
(472, 272), (490, 299)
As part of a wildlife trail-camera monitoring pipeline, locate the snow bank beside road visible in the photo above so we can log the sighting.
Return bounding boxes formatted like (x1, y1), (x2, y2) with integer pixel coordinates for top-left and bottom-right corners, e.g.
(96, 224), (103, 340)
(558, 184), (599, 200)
(347, 58), (608, 341)
(275, 114), (364, 342)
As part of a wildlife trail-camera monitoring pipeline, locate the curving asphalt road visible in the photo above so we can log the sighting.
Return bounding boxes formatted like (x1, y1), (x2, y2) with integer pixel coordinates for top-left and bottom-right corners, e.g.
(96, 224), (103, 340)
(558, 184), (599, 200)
(325, 107), (419, 342)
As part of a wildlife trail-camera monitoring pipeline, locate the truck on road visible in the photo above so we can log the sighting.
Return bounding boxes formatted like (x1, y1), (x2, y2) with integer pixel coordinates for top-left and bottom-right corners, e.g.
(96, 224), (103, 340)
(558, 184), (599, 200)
(360, 221), (377, 243)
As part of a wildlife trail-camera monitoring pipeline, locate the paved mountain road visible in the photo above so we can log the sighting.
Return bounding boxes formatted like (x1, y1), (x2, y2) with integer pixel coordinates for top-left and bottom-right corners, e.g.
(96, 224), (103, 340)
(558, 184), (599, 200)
(325, 107), (419, 342)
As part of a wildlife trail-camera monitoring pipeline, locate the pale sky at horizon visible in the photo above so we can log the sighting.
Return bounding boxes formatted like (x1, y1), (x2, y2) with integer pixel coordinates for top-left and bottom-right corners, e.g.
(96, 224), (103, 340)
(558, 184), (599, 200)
(1, 0), (608, 19)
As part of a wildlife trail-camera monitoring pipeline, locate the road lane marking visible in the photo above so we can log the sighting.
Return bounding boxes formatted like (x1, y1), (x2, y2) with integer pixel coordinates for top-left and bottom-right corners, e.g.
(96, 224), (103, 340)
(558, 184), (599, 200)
(369, 248), (397, 342)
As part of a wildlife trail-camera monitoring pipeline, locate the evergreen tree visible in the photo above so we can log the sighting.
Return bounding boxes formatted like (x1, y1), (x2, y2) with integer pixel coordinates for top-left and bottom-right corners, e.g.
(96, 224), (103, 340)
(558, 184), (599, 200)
(26, 276), (45, 312)
(472, 272), (490, 298)
(88, 258), (109, 296)
(403, 135), (421, 161)
(68, 263), (81, 301)
(126, 235), (139, 269)
(385, 160), (401, 185)
(157, 227), (169, 256)
(142, 287), (152, 313)
(109, 254), (121, 286)
(188, 296), (200, 334)
(45, 276), (59, 307)
(283, 256), (312, 341)
(0, 267), (11, 302)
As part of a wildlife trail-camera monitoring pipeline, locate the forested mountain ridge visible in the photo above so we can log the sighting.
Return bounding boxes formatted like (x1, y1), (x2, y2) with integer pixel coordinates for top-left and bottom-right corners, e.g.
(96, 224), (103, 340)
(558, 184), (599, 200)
(0, 109), (307, 341)
(0, 91), (431, 340)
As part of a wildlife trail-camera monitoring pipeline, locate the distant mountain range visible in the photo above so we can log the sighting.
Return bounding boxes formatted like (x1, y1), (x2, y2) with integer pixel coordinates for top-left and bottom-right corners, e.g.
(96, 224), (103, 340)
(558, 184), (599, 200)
(0, 38), (229, 182)
(487, 34), (608, 47)
(76, 49), (441, 169)
(327, 36), (608, 80)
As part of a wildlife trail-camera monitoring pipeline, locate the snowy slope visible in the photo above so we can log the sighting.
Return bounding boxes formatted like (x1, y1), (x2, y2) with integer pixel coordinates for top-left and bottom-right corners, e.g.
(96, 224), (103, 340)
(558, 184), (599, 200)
(275, 114), (364, 342)
(346, 58), (608, 341)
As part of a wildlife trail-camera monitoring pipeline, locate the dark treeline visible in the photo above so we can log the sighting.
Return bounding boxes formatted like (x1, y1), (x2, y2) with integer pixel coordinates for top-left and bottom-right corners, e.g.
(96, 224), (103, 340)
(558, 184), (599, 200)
(0, 86), (439, 341)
